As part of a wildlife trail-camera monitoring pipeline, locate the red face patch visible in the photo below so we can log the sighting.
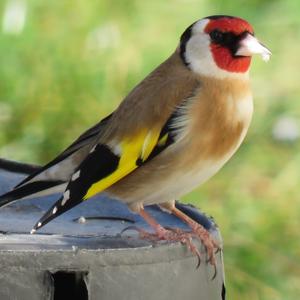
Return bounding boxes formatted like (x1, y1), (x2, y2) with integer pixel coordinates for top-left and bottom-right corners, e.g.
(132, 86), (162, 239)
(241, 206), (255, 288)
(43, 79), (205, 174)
(205, 17), (254, 73)
(205, 17), (254, 36)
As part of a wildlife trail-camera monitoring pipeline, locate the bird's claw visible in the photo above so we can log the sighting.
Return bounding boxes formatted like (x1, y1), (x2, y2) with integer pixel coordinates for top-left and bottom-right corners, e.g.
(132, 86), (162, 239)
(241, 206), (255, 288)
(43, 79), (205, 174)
(185, 223), (221, 279)
(138, 226), (202, 267)
(121, 224), (218, 278)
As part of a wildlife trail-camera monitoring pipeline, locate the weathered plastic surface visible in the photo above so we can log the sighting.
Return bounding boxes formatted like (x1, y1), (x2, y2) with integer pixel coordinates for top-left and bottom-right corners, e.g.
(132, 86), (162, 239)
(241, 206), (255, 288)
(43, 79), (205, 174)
(0, 160), (226, 300)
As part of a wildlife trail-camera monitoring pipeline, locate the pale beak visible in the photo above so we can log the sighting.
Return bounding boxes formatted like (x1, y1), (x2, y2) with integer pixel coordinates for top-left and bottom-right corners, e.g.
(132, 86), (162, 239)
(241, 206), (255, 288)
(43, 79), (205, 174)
(235, 33), (272, 62)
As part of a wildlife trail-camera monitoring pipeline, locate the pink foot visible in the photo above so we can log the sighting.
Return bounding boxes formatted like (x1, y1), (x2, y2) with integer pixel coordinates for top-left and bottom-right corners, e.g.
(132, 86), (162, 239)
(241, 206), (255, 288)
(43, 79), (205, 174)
(169, 207), (221, 278)
(190, 223), (221, 265)
(123, 225), (202, 268)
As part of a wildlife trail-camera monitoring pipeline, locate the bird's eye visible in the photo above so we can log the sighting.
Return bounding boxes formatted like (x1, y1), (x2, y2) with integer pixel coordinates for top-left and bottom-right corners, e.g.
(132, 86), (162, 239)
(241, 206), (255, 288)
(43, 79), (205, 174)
(209, 30), (225, 43)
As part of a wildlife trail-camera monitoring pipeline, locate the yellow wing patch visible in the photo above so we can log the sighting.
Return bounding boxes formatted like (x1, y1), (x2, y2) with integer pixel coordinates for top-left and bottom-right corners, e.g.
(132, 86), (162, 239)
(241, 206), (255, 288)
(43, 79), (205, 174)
(157, 133), (168, 146)
(83, 129), (160, 200)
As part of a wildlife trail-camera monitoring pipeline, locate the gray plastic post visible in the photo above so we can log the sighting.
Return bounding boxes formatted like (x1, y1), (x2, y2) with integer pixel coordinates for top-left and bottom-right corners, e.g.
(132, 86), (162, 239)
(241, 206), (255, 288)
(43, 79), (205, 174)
(0, 160), (225, 300)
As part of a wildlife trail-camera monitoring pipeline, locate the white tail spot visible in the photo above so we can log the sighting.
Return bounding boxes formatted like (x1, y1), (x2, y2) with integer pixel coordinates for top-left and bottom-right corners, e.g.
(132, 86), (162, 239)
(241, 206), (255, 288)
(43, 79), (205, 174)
(52, 206), (58, 214)
(37, 222), (42, 228)
(30, 228), (36, 234)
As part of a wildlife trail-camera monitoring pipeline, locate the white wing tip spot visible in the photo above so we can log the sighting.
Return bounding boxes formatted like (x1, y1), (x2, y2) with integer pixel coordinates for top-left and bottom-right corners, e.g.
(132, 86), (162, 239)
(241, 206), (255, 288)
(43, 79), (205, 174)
(61, 190), (70, 206)
(52, 206), (58, 215)
(89, 145), (97, 153)
(30, 229), (36, 234)
(37, 222), (42, 227)
(112, 144), (122, 156)
(71, 170), (80, 181)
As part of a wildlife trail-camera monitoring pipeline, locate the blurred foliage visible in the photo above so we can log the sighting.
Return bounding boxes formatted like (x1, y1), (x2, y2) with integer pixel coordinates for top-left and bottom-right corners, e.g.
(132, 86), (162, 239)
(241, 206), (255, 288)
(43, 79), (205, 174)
(0, 0), (300, 299)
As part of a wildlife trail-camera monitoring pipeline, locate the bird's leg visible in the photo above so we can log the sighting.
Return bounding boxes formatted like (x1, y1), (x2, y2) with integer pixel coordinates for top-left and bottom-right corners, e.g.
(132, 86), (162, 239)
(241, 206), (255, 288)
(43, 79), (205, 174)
(167, 205), (221, 267)
(137, 208), (202, 267)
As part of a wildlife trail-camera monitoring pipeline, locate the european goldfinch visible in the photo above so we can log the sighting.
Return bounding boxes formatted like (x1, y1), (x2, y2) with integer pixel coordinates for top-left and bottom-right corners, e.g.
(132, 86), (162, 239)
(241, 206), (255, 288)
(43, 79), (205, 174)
(0, 15), (270, 268)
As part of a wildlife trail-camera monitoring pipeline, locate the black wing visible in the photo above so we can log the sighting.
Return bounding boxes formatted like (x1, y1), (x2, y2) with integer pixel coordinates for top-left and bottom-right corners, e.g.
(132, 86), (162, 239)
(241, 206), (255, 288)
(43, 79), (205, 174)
(0, 114), (113, 207)
(31, 100), (191, 232)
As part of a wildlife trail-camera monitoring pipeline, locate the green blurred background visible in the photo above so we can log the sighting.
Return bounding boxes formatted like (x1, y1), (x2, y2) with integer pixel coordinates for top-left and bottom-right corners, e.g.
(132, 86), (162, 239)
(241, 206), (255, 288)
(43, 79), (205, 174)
(0, 0), (299, 299)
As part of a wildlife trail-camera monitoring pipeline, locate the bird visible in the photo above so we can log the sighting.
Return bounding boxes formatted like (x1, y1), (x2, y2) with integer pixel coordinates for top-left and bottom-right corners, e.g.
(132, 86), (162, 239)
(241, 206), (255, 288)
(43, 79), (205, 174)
(0, 15), (271, 269)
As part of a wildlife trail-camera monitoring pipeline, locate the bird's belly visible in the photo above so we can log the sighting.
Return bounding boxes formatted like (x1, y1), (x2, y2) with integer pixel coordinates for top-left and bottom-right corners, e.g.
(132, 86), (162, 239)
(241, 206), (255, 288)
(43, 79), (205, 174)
(108, 91), (252, 207)
(108, 145), (239, 207)
(140, 157), (231, 206)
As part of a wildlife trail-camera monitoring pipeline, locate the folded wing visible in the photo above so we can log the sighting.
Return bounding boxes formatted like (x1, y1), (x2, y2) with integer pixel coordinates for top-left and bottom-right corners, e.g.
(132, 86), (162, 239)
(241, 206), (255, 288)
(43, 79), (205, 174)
(31, 102), (188, 232)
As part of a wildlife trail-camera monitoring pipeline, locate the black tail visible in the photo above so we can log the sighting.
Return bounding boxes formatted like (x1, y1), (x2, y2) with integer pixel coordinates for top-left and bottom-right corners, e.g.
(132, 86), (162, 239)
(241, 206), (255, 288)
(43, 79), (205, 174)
(31, 192), (82, 233)
(0, 180), (64, 208)
(0, 158), (41, 175)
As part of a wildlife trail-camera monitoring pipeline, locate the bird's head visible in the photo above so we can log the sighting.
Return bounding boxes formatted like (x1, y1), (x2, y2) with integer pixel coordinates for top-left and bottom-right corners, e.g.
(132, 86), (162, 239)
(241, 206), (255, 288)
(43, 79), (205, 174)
(179, 15), (271, 79)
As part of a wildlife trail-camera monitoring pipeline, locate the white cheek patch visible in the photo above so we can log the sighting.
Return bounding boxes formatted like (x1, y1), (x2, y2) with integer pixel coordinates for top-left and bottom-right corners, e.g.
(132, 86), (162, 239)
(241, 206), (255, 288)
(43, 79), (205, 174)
(185, 19), (249, 80)
(192, 19), (210, 33)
